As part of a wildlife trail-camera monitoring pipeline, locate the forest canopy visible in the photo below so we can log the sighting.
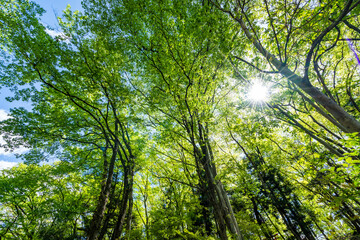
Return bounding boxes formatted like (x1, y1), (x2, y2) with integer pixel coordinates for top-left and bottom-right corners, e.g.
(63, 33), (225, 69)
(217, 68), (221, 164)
(0, 0), (360, 239)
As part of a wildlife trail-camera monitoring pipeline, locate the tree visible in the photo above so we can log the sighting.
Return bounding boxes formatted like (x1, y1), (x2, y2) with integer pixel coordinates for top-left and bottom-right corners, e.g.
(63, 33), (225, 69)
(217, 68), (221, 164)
(1, 0), (360, 239)
(0, 1), (145, 239)
(212, 0), (360, 133)
(0, 163), (92, 239)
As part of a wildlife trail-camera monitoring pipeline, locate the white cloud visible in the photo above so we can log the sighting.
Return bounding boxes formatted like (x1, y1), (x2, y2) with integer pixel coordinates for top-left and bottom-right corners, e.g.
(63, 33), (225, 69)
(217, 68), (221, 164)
(45, 29), (69, 42)
(0, 146), (28, 155)
(45, 28), (62, 38)
(0, 161), (17, 170)
(0, 109), (10, 121)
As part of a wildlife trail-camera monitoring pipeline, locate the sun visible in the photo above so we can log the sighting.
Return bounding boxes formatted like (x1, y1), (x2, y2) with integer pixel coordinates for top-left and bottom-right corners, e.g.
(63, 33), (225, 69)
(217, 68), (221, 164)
(247, 81), (269, 103)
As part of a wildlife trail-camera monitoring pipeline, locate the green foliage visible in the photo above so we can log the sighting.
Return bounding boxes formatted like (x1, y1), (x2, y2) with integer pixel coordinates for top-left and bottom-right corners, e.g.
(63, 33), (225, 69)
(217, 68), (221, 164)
(1, 0), (360, 239)
(0, 163), (93, 239)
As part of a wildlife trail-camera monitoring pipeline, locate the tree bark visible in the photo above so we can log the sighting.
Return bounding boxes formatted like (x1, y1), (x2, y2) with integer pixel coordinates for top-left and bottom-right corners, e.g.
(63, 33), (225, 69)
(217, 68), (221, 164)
(111, 166), (134, 240)
(87, 141), (119, 240)
(250, 197), (273, 240)
(194, 122), (243, 240)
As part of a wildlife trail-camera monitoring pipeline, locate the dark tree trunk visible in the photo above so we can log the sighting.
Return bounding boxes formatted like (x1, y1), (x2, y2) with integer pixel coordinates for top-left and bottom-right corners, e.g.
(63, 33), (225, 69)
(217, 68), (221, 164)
(193, 181), (213, 236)
(125, 178), (134, 239)
(192, 122), (243, 240)
(87, 142), (119, 240)
(111, 166), (134, 240)
(340, 202), (360, 234)
(250, 197), (273, 240)
(98, 173), (122, 240)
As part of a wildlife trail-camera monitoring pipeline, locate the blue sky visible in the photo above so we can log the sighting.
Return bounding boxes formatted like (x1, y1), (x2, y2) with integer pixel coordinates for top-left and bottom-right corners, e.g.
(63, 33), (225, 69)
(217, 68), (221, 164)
(34, 0), (83, 28)
(0, 0), (83, 169)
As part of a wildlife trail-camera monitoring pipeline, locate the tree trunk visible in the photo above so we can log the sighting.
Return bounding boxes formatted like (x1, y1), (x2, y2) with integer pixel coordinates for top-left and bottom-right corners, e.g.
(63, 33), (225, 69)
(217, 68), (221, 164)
(87, 142), (119, 240)
(98, 174), (122, 240)
(187, 121), (243, 240)
(125, 179), (134, 240)
(294, 78), (360, 133)
(195, 184), (213, 236)
(196, 145), (243, 240)
(250, 198), (273, 240)
(340, 201), (360, 233)
(111, 166), (134, 240)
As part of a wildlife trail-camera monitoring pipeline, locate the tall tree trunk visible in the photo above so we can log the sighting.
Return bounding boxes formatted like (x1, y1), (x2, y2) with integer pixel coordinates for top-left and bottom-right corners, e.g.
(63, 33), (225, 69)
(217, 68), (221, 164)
(111, 166), (134, 240)
(87, 142), (119, 240)
(125, 178), (134, 240)
(195, 145), (243, 239)
(193, 180), (213, 236)
(340, 201), (360, 233)
(98, 172), (122, 240)
(201, 168), (229, 240)
(250, 197), (273, 240)
(186, 121), (243, 240)
(233, 142), (316, 240)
